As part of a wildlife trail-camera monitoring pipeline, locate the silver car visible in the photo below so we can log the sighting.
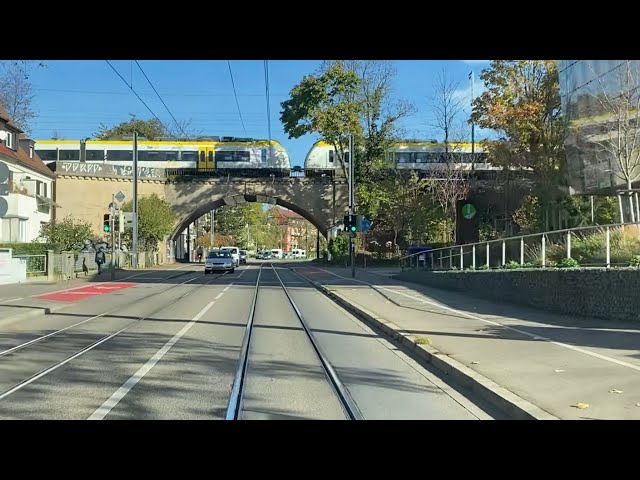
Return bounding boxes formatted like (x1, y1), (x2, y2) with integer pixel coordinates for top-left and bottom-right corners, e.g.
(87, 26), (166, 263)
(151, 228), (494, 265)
(204, 251), (235, 274)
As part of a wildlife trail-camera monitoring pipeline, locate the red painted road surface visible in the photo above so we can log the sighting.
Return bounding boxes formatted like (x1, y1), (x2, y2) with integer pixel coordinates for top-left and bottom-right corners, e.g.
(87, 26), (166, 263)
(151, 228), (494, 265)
(37, 283), (137, 303)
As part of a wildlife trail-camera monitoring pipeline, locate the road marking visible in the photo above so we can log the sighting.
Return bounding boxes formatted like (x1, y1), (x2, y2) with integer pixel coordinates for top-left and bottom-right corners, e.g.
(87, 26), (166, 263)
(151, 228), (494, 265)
(308, 267), (640, 374)
(1, 297), (23, 303)
(88, 300), (217, 420)
(215, 292), (224, 300)
(0, 325), (131, 401)
(223, 286), (230, 292)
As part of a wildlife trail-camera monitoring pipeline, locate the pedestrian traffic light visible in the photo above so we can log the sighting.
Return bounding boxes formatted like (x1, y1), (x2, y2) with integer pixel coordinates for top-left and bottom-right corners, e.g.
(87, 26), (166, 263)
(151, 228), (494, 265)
(103, 214), (111, 233)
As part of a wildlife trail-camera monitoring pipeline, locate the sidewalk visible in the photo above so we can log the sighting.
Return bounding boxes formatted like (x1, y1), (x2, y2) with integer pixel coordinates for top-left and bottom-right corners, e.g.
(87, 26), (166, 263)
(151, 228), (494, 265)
(293, 265), (640, 420)
(0, 264), (189, 327)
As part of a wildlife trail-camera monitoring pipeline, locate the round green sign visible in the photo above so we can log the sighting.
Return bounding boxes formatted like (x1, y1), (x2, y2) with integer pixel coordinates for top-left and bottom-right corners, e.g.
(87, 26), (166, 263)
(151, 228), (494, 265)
(462, 203), (476, 220)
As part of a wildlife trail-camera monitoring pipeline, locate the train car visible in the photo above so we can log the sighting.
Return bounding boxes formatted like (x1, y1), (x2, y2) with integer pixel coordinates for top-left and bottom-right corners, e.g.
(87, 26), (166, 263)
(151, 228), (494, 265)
(34, 136), (291, 177)
(303, 139), (499, 177)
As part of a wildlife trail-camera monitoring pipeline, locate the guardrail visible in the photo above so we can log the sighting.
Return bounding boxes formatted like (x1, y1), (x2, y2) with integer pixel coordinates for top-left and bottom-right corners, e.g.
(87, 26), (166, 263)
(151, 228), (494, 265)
(399, 222), (640, 271)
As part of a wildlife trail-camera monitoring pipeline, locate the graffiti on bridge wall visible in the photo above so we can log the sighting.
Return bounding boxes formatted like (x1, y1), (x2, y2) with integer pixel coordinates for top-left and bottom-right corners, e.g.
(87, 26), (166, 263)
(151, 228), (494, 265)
(59, 162), (164, 179)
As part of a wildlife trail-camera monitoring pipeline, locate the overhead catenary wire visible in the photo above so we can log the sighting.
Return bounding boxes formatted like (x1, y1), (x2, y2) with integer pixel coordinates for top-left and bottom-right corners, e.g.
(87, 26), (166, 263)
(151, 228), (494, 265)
(104, 60), (173, 136)
(264, 60), (272, 154)
(134, 60), (190, 140)
(227, 61), (247, 135)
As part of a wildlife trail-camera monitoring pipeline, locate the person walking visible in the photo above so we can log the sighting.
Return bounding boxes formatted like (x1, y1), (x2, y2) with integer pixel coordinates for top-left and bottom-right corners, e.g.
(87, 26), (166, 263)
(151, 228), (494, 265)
(95, 247), (106, 275)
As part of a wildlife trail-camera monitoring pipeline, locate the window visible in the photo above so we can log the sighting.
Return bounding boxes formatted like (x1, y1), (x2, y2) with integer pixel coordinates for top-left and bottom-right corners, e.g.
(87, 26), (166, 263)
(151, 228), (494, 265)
(36, 150), (58, 161)
(5, 131), (14, 149)
(414, 152), (431, 163)
(106, 150), (132, 161)
(86, 150), (105, 161)
(36, 180), (42, 196)
(138, 150), (179, 161)
(329, 150), (334, 163)
(215, 150), (251, 162)
(29, 145), (34, 158)
(43, 183), (48, 198)
(59, 150), (80, 161)
(344, 152), (350, 163)
(396, 152), (413, 163)
(181, 151), (198, 162)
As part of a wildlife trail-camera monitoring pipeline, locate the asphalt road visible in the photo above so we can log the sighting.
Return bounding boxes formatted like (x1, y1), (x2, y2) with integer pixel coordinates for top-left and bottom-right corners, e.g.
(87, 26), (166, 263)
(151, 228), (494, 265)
(0, 262), (496, 420)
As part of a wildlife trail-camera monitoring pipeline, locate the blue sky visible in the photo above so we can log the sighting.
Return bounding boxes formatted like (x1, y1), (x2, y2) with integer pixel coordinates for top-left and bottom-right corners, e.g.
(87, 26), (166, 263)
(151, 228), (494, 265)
(28, 60), (493, 167)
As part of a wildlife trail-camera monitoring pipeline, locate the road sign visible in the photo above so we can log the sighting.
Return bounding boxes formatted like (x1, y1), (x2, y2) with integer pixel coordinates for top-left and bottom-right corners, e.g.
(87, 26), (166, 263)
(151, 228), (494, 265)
(123, 212), (134, 228)
(115, 191), (125, 203)
(361, 217), (371, 231)
(462, 203), (477, 220)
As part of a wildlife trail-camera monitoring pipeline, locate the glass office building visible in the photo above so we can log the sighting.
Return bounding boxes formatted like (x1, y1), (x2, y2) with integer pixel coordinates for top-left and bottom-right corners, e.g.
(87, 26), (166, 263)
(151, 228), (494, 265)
(559, 60), (640, 195)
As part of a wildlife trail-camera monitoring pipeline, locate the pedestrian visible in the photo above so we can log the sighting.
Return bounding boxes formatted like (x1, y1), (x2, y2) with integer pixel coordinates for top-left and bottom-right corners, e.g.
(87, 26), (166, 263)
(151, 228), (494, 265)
(95, 247), (106, 275)
(197, 246), (203, 263)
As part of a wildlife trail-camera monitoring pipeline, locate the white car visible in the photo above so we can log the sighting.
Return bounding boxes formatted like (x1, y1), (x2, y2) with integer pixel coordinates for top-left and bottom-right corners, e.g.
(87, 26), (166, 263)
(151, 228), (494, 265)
(205, 251), (235, 274)
(219, 246), (240, 267)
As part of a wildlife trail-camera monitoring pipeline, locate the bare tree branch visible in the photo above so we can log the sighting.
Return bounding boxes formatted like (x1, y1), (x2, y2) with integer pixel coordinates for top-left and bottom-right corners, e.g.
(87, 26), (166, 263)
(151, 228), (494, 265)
(429, 68), (465, 152)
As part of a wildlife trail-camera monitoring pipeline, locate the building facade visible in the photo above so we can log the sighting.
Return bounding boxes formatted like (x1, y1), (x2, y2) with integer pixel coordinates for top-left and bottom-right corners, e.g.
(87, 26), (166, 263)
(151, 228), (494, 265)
(0, 105), (56, 243)
(559, 60), (640, 196)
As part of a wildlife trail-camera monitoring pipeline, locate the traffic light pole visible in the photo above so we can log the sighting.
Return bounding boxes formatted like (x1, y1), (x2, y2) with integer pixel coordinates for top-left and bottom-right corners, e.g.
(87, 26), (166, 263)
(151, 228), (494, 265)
(349, 134), (355, 279)
(110, 193), (115, 281)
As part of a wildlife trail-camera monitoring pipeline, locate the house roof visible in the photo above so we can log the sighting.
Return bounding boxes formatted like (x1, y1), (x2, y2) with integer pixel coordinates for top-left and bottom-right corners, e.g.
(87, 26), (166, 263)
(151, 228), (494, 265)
(275, 207), (303, 220)
(0, 104), (23, 133)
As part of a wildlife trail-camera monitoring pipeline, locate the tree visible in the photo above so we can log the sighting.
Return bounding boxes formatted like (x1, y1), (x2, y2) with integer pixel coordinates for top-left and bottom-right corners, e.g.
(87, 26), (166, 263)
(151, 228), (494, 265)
(280, 62), (362, 178)
(429, 68), (466, 153)
(95, 115), (168, 140)
(0, 61), (46, 134)
(470, 61), (565, 191)
(38, 216), (93, 252)
(585, 60), (640, 222)
(121, 194), (175, 251)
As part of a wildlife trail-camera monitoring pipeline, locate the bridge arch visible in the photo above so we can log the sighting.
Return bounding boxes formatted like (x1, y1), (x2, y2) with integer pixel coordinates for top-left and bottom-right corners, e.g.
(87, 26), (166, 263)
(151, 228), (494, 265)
(170, 193), (328, 241)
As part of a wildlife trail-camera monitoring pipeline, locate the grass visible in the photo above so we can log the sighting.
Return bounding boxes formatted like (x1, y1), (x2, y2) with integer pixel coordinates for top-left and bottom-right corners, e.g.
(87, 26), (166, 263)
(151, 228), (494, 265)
(413, 336), (431, 346)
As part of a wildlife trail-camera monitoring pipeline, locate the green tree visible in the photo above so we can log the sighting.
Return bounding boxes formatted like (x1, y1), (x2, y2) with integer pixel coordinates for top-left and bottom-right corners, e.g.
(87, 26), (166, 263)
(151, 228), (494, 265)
(0, 60), (46, 134)
(280, 62), (362, 178)
(95, 115), (168, 140)
(38, 216), (93, 252)
(121, 194), (175, 251)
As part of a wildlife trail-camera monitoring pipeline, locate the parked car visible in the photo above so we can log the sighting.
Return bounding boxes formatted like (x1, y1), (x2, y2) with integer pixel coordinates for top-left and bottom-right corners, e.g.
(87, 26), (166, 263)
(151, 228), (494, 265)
(239, 250), (247, 264)
(205, 251), (235, 274)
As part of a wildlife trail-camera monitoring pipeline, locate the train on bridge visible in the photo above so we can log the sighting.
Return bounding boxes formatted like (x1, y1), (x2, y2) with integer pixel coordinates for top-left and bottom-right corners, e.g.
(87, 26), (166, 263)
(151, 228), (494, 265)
(34, 137), (501, 178)
(35, 137), (291, 177)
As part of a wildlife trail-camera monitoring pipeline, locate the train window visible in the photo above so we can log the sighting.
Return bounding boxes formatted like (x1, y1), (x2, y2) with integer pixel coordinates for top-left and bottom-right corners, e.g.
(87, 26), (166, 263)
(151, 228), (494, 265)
(344, 152), (350, 163)
(138, 150), (179, 161)
(59, 150), (80, 161)
(261, 149), (267, 162)
(215, 150), (251, 162)
(181, 151), (198, 162)
(106, 150), (133, 161)
(199, 151), (205, 163)
(208, 151), (213, 163)
(414, 152), (430, 163)
(36, 150), (58, 161)
(396, 152), (412, 163)
(329, 150), (334, 163)
(86, 150), (105, 161)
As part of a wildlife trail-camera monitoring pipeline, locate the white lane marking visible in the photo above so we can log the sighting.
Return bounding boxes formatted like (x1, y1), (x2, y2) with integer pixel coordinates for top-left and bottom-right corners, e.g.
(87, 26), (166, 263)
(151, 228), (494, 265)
(1, 297), (23, 303)
(214, 292), (224, 300)
(88, 300), (216, 420)
(309, 267), (640, 373)
(0, 274), (205, 358)
(0, 325), (131, 401)
(223, 286), (230, 292)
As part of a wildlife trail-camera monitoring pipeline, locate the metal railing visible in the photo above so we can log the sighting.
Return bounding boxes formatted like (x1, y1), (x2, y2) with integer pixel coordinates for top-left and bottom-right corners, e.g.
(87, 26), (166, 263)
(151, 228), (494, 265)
(399, 221), (640, 271)
(12, 254), (47, 275)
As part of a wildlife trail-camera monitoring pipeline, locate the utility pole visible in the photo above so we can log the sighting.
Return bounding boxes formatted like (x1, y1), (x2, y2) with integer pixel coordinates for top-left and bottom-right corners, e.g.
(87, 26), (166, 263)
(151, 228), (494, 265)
(132, 132), (139, 268)
(349, 134), (355, 278)
(469, 71), (475, 156)
(110, 193), (115, 281)
(211, 209), (215, 248)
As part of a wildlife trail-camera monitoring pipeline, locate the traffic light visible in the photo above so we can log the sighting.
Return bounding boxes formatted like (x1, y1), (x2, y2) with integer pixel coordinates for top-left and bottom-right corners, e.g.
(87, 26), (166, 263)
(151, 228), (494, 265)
(114, 211), (121, 233)
(343, 214), (363, 233)
(103, 214), (111, 233)
(0, 161), (9, 219)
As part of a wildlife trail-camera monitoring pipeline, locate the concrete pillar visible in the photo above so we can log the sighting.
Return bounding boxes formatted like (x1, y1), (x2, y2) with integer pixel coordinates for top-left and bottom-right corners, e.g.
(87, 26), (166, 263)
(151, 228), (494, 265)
(47, 250), (55, 282)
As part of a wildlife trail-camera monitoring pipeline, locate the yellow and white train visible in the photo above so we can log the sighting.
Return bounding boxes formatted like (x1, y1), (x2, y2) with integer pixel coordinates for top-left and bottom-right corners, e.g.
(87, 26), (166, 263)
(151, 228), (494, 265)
(303, 139), (499, 176)
(34, 136), (291, 176)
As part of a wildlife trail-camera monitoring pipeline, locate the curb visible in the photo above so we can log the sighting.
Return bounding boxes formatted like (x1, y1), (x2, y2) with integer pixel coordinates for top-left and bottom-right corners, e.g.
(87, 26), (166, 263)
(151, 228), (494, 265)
(291, 267), (558, 421)
(0, 268), (194, 329)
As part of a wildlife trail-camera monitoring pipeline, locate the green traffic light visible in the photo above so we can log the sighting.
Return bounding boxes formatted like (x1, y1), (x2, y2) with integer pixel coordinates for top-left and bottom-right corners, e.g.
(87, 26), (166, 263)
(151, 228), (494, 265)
(104, 226), (110, 232)
(350, 226), (356, 232)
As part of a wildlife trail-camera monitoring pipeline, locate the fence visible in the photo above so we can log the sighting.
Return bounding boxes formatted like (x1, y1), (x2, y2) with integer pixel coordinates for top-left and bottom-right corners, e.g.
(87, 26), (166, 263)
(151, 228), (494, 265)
(11, 254), (47, 276)
(400, 222), (640, 271)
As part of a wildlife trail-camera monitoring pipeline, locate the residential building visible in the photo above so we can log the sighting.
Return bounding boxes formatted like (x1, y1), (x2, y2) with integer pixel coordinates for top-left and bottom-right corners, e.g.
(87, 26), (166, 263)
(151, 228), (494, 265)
(0, 105), (56, 243)
(274, 207), (308, 252)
